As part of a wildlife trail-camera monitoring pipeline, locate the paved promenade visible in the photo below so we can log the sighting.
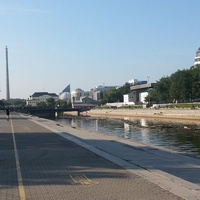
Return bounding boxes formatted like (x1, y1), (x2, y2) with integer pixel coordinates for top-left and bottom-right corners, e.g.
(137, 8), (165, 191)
(0, 112), (200, 199)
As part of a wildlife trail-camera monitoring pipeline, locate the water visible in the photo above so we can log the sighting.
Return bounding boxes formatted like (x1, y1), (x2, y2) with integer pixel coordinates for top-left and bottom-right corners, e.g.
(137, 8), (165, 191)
(56, 116), (200, 158)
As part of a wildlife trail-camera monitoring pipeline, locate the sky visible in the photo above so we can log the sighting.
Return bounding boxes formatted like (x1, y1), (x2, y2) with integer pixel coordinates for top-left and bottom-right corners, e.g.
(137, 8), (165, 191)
(0, 0), (200, 99)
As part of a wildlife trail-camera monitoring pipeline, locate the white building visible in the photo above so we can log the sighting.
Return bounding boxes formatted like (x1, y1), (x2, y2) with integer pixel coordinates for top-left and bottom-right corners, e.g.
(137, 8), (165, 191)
(59, 84), (71, 101)
(123, 92), (136, 103)
(128, 79), (138, 85)
(194, 47), (200, 65)
(71, 88), (92, 102)
(139, 92), (148, 103)
(26, 92), (58, 107)
(59, 92), (71, 101)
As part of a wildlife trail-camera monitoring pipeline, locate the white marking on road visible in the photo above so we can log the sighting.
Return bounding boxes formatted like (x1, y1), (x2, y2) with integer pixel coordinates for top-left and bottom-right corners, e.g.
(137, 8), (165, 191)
(70, 174), (99, 186)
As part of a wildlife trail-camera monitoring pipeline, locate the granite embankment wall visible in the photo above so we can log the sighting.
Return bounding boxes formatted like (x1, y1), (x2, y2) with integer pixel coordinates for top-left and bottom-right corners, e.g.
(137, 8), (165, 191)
(73, 108), (200, 124)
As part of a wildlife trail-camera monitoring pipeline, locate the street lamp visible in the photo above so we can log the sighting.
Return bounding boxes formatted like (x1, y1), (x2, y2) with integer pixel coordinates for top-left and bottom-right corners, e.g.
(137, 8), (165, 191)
(147, 77), (150, 104)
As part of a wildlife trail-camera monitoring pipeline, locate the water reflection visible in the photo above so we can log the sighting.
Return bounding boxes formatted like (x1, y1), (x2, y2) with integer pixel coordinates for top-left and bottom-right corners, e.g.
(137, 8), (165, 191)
(94, 119), (98, 132)
(141, 129), (150, 144)
(140, 118), (147, 127)
(124, 122), (130, 139)
(56, 116), (200, 158)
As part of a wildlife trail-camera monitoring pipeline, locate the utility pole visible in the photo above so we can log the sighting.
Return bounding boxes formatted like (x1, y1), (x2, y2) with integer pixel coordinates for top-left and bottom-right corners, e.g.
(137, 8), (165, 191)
(6, 46), (10, 101)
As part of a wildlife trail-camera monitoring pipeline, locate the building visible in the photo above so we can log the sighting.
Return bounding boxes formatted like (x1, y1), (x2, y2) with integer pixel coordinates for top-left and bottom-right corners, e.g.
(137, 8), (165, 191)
(139, 91), (149, 103)
(71, 85), (119, 102)
(71, 85), (118, 109)
(123, 92), (137, 103)
(123, 83), (155, 104)
(194, 47), (200, 65)
(128, 79), (147, 86)
(72, 96), (97, 110)
(61, 84), (70, 93)
(59, 84), (71, 101)
(71, 88), (92, 102)
(92, 85), (118, 101)
(26, 92), (58, 107)
(59, 92), (71, 101)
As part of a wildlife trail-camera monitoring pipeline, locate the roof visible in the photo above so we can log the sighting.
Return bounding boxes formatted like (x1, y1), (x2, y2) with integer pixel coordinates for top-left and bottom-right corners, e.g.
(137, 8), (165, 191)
(48, 93), (58, 97)
(62, 84), (70, 93)
(32, 92), (58, 98)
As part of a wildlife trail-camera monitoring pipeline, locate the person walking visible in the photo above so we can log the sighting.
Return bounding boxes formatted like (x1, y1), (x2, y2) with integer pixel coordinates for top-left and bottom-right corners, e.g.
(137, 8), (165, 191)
(6, 108), (10, 121)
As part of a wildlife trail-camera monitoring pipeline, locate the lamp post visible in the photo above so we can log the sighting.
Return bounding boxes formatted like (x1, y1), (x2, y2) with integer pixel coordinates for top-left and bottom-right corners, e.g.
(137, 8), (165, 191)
(147, 76), (150, 104)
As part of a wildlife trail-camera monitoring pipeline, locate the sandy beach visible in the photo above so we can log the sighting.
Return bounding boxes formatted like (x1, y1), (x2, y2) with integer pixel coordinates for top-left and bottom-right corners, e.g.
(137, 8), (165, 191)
(78, 108), (200, 124)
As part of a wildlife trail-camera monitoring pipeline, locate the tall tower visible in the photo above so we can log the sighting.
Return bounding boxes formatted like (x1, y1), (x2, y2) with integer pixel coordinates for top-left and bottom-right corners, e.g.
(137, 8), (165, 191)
(5, 46), (10, 100)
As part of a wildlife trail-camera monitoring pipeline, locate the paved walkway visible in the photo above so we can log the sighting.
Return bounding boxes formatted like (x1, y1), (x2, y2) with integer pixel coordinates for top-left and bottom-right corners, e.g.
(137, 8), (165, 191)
(0, 112), (200, 199)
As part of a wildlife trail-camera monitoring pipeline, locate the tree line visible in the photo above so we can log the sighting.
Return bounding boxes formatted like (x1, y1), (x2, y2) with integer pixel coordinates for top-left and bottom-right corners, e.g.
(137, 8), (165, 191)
(36, 98), (72, 108)
(0, 98), (71, 109)
(149, 64), (200, 103)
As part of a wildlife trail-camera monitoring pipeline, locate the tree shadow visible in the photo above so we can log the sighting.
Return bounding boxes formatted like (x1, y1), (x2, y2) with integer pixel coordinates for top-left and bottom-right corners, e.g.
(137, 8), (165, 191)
(0, 131), (131, 187)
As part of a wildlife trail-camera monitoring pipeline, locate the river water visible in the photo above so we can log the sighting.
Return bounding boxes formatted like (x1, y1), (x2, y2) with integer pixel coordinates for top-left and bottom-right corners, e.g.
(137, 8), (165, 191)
(56, 116), (200, 158)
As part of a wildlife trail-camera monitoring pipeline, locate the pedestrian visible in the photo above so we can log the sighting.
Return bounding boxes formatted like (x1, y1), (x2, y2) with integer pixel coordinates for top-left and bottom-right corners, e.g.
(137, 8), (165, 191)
(6, 108), (10, 121)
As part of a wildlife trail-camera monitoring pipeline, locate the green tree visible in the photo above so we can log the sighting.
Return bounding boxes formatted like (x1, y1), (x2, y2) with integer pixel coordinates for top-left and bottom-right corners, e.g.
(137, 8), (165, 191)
(170, 69), (192, 102)
(190, 65), (200, 99)
(46, 98), (55, 107)
(55, 99), (71, 108)
(37, 101), (47, 108)
(99, 82), (131, 105)
(154, 76), (171, 102)
(148, 66), (197, 103)
(10, 99), (26, 107)
(0, 100), (5, 108)
(147, 88), (159, 103)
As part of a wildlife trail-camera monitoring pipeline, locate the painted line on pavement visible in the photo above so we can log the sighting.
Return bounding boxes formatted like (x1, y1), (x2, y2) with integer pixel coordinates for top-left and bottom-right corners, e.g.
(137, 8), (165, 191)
(10, 119), (26, 200)
(70, 174), (99, 186)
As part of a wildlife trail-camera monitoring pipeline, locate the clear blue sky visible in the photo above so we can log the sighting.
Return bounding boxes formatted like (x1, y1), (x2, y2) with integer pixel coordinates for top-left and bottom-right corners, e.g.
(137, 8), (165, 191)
(0, 0), (199, 99)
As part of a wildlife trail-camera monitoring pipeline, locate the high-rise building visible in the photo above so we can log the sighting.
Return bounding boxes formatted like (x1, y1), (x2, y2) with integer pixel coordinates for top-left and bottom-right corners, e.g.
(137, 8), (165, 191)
(194, 47), (200, 65)
(5, 46), (10, 100)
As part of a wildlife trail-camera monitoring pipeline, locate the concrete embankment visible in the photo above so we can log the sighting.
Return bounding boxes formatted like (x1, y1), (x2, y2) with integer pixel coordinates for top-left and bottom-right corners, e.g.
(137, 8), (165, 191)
(77, 108), (200, 124)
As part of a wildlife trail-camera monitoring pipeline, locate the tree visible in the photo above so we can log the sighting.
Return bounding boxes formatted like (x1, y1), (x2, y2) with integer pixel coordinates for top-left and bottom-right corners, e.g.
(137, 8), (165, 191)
(9, 99), (26, 107)
(170, 69), (192, 102)
(46, 98), (55, 107)
(0, 100), (5, 108)
(190, 65), (200, 99)
(147, 88), (159, 103)
(98, 82), (131, 105)
(154, 77), (171, 102)
(150, 65), (199, 103)
(37, 101), (47, 108)
(55, 99), (71, 108)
